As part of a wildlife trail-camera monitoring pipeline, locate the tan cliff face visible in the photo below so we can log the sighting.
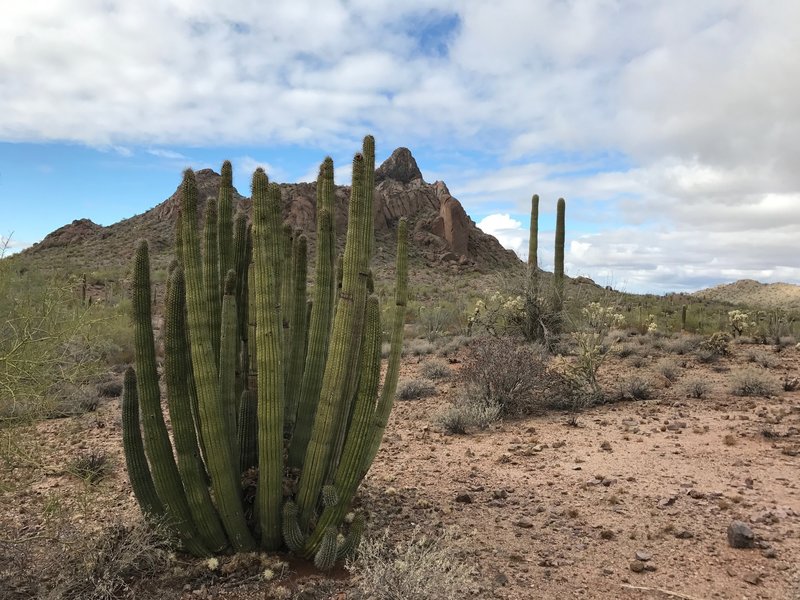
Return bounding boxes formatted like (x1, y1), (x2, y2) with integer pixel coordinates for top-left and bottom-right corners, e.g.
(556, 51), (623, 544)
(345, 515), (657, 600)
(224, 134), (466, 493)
(25, 148), (519, 270)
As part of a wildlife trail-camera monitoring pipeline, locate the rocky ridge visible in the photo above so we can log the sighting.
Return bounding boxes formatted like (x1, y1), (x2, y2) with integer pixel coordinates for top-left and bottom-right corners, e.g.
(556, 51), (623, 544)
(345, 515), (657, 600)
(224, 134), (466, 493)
(29, 147), (518, 270)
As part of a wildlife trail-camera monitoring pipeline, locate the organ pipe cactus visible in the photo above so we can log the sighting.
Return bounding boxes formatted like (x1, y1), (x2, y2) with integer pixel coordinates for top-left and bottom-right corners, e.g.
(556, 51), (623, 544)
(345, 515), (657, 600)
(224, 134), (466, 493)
(124, 136), (408, 568)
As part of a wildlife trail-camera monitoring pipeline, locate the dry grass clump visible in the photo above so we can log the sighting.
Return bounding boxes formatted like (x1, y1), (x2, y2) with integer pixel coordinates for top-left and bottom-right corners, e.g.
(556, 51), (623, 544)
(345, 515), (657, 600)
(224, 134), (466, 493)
(403, 339), (435, 357)
(1, 519), (175, 600)
(420, 359), (452, 380)
(655, 358), (681, 382)
(348, 528), (473, 600)
(744, 349), (779, 369)
(613, 376), (656, 401)
(434, 391), (502, 435)
(395, 378), (436, 401)
(682, 377), (713, 399)
(68, 451), (112, 484)
(730, 368), (778, 397)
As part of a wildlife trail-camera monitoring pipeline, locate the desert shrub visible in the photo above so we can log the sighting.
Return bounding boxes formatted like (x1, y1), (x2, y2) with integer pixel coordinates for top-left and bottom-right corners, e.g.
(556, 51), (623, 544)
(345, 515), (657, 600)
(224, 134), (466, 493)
(47, 520), (175, 600)
(68, 451), (111, 484)
(416, 304), (460, 341)
(395, 378), (436, 401)
(460, 337), (576, 415)
(435, 335), (471, 358)
(664, 336), (698, 355)
(730, 369), (778, 397)
(629, 355), (647, 369)
(0, 265), (109, 423)
(434, 401), (502, 435)
(682, 377), (712, 399)
(745, 349), (779, 369)
(348, 528), (473, 600)
(613, 376), (655, 401)
(656, 358), (681, 382)
(617, 343), (639, 358)
(728, 310), (755, 337)
(403, 339), (434, 357)
(420, 359), (452, 380)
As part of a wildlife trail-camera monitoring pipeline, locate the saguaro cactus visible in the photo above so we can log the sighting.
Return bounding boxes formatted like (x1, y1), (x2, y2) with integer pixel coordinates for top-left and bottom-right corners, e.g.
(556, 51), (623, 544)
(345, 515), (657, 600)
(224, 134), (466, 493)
(124, 137), (407, 566)
(553, 197), (566, 312)
(528, 193), (539, 272)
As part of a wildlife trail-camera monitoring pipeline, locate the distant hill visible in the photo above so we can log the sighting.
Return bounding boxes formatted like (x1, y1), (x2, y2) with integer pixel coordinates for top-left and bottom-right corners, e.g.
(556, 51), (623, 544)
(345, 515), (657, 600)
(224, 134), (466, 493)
(692, 279), (800, 311)
(15, 147), (519, 278)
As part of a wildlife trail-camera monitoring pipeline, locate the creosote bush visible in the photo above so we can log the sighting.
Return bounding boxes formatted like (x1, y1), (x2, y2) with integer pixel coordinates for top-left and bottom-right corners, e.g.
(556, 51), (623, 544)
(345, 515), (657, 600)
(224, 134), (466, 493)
(682, 377), (712, 399)
(613, 376), (655, 401)
(420, 359), (452, 380)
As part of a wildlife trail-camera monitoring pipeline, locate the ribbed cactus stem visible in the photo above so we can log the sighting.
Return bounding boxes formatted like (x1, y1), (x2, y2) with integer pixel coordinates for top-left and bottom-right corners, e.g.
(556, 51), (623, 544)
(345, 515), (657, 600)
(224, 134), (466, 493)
(237, 389), (257, 472)
(233, 214), (250, 392)
(681, 305), (687, 332)
(252, 170), (285, 550)
(131, 239), (208, 557)
(204, 197), (222, 364)
(281, 222), (294, 394)
(365, 218), (408, 467)
(164, 266), (228, 552)
(301, 295), (382, 557)
(220, 269), (240, 471)
(553, 197), (565, 311)
(121, 367), (164, 519)
(288, 158), (336, 468)
(285, 234), (308, 434)
(314, 527), (339, 571)
(217, 161), (234, 299)
(180, 170), (255, 552)
(295, 149), (372, 529)
(528, 193), (539, 272)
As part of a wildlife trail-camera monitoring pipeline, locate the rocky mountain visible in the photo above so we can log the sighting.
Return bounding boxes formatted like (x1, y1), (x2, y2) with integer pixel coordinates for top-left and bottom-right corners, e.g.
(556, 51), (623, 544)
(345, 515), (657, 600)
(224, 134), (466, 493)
(692, 279), (800, 311)
(23, 147), (518, 273)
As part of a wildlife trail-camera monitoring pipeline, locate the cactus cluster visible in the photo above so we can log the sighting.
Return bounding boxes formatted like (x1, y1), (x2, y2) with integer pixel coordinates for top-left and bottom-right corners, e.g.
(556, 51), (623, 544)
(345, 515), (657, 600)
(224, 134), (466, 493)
(122, 136), (408, 567)
(522, 194), (566, 343)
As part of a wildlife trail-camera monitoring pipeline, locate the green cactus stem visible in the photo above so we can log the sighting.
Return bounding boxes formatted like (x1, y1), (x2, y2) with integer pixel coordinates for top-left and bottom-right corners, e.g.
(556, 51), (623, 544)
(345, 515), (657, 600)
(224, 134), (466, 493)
(252, 170), (285, 550)
(180, 170), (255, 552)
(204, 197), (222, 364)
(217, 161), (235, 299)
(121, 367), (164, 519)
(164, 266), (228, 552)
(131, 239), (208, 557)
(219, 269), (240, 471)
(553, 197), (565, 312)
(285, 234), (308, 435)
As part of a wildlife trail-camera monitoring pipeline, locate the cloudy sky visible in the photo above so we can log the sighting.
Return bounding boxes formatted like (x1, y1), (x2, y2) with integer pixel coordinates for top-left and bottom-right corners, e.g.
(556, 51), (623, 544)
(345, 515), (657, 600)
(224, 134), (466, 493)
(2, 0), (798, 293)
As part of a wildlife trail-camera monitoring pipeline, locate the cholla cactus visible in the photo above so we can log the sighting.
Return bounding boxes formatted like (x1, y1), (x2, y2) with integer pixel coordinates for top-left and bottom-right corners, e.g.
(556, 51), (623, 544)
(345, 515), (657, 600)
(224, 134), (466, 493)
(645, 314), (658, 334)
(728, 310), (754, 337)
(582, 302), (625, 335)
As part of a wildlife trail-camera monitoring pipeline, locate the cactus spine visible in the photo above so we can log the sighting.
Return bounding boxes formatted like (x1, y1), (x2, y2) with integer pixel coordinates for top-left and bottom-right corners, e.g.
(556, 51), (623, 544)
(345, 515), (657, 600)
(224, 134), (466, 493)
(123, 138), (407, 567)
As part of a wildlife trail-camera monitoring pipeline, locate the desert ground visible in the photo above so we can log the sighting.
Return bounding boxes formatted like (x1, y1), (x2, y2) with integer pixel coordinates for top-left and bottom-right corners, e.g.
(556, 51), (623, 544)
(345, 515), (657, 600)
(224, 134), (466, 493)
(2, 331), (798, 600)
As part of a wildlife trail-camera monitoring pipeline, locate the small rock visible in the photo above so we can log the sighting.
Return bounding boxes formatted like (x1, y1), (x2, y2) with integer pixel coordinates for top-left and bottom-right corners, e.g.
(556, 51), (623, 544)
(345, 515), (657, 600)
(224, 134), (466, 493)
(629, 560), (645, 573)
(643, 564), (657, 572)
(688, 489), (706, 499)
(455, 492), (473, 504)
(762, 548), (777, 559)
(514, 519), (534, 529)
(728, 520), (755, 549)
(494, 572), (509, 586)
(635, 550), (652, 562)
(674, 530), (694, 539)
(743, 571), (761, 585)
(600, 441), (613, 452)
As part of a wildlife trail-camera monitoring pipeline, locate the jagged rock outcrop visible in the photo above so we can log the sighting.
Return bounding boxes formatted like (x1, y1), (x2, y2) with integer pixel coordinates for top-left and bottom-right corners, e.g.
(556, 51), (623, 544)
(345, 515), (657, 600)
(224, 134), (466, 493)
(22, 148), (519, 271)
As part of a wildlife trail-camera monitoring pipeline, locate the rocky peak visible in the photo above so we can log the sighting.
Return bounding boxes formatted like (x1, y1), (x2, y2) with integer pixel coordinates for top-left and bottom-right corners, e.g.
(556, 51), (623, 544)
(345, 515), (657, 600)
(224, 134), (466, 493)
(375, 147), (424, 185)
(36, 218), (103, 250)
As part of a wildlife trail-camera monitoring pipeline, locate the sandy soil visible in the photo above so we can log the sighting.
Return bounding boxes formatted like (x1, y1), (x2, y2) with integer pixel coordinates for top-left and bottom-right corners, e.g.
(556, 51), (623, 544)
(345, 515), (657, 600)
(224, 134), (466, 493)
(1, 338), (799, 600)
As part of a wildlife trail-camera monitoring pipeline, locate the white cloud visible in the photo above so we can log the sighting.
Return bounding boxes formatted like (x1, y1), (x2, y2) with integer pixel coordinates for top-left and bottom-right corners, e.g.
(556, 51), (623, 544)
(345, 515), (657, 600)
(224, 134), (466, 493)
(147, 148), (188, 160)
(476, 213), (528, 261)
(1, 1), (798, 291)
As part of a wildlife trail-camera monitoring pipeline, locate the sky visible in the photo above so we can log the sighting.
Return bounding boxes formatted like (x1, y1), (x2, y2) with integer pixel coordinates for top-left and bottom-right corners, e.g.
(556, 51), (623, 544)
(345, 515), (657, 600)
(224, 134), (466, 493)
(1, 1), (798, 294)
